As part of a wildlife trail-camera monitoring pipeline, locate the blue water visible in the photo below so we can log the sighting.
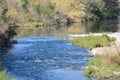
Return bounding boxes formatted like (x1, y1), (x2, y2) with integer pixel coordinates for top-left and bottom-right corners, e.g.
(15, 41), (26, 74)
(2, 37), (94, 80)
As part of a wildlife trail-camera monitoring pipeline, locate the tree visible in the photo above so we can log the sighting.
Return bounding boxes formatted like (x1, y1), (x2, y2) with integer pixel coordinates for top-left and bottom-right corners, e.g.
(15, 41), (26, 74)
(0, 0), (8, 22)
(102, 0), (119, 19)
(68, 0), (86, 22)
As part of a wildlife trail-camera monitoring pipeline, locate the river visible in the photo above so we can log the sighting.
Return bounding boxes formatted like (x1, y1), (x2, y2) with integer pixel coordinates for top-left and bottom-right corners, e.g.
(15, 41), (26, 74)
(2, 20), (120, 80)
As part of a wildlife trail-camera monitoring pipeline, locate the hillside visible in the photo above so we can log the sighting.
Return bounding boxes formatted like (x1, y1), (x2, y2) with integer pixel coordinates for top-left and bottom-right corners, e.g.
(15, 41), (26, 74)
(0, 0), (119, 26)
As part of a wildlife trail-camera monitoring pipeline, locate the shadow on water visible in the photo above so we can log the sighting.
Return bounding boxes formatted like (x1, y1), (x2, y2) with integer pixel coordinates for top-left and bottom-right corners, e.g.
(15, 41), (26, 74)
(86, 20), (119, 33)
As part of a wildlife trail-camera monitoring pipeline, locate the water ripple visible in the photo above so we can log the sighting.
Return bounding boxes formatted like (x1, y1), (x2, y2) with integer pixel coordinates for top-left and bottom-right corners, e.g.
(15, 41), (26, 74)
(2, 37), (94, 80)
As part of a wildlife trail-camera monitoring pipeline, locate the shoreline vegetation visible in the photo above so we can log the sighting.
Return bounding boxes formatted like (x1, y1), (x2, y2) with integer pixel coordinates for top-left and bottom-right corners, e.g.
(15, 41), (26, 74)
(71, 32), (120, 79)
(72, 34), (115, 50)
(0, 0), (119, 27)
(0, 51), (16, 80)
(0, 70), (16, 80)
(0, 56), (16, 80)
(0, 23), (18, 80)
(0, 23), (19, 49)
(0, 0), (120, 80)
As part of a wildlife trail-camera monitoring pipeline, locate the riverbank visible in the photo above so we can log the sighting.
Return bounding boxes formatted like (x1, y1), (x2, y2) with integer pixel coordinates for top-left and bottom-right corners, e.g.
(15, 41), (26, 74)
(69, 32), (120, 55)
(0, 23), (18, 80)
(0, 51), (16, 80)
(70, 32), (120, 79)
(0, 23), (19, 48)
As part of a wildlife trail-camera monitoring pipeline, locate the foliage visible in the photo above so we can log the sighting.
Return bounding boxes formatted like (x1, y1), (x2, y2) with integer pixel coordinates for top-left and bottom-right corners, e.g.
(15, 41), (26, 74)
(80, 0), (119, 19)
(21, 0), (28, 9)
(34, 5), (41, 13)
(68, 0), (86, 22)
(85, 54), (120, 78)
(102, 0), (119, 19)
(0, 70), (16, 80)
(91, 7), (103, 18)
(0, 0), (8, 22)
(72, 34), (115, 49)
(91, 0), (119, 19)
(53, 0), (86, 22)
(0, 0), (119, 24)
(34, 3), (56, 14)
(25, 14), (32, 21)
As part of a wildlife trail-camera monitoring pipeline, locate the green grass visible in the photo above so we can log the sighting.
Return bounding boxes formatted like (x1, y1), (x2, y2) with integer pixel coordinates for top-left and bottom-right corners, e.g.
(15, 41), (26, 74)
(72, 34), (115, 49)
(84, 54), (120, 79)
(72, 34), (119, 79)
(0, 70), (16, 80)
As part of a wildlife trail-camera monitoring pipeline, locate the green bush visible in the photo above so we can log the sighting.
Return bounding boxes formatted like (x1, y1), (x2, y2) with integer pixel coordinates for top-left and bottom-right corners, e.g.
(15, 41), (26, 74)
(72, 34), (115, 50)
(21, 0), (28, 9)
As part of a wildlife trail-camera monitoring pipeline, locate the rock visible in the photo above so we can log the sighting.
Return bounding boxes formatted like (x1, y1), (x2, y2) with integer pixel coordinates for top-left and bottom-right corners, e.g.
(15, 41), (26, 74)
(114, 72), (120, 76)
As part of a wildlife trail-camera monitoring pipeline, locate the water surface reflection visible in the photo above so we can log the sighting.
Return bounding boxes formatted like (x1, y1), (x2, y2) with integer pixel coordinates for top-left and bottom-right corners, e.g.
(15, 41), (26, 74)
(16, 20), (119, 38)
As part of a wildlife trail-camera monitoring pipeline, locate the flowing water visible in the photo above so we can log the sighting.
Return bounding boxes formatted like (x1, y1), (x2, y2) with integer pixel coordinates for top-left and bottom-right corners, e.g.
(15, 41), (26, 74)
(2, 37), (93, 80)
(2, 20), (120, 80)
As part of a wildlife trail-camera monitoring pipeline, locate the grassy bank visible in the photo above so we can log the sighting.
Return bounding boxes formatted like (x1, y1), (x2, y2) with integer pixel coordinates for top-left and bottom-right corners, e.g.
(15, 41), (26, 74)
(85, 54), (120, 79)
(72, 34), (120, 79)
(72, 34), (115, 50)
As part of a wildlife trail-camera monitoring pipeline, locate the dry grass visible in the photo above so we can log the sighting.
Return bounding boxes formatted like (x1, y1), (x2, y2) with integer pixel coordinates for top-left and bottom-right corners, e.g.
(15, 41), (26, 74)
(85, 45), (120, 78)
(101, 54), (120, 67)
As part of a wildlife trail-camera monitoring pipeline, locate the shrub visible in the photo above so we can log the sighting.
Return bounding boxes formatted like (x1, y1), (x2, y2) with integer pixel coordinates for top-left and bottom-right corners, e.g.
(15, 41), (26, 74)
(21, 0), (28, 9)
